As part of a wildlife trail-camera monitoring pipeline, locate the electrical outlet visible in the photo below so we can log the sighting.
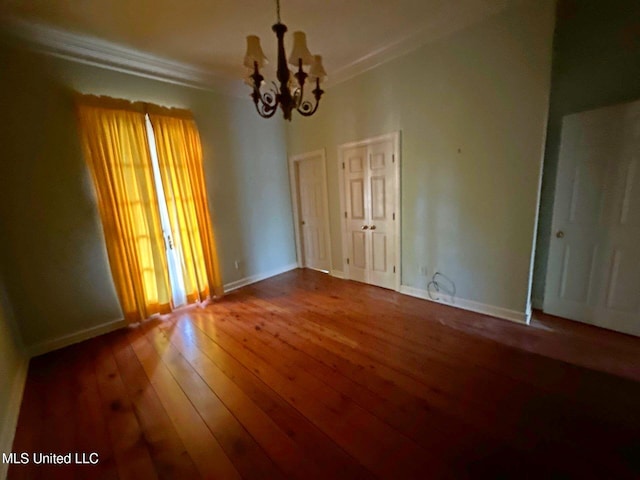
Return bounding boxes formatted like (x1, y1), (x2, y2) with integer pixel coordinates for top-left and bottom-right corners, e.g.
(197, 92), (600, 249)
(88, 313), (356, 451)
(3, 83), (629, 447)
(420, 266), (428, 276)
(234, 259), (241, 270)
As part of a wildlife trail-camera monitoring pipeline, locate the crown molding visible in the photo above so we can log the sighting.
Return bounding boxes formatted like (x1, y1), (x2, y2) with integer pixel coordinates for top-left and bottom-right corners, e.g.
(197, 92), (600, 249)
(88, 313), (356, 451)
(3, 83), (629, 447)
(326, 27), (427, 87)
(325, 1), (511, 88)
(1, 2), (512, 95)
(1, 17), (246, 97)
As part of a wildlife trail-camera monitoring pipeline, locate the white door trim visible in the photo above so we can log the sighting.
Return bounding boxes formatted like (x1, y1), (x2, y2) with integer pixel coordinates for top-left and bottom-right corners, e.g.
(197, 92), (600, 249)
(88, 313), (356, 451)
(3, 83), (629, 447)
(289, 149), (333, 271)
(338, 131), (401, 291)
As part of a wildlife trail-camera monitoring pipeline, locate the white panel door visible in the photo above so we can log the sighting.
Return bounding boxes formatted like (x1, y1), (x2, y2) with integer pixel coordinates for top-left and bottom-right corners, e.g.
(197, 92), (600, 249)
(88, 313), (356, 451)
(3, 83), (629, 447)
(344, 145), (369, 284)
(297, 155), (331, 271)
(367, 139), (397, 289)
(544, 100), (640, 336)
(342, 136), (398, 290)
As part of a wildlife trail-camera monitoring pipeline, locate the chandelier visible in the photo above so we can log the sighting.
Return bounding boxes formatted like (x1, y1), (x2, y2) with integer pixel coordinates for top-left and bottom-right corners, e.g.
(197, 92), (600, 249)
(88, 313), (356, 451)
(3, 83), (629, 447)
(243, 0), (326, 121)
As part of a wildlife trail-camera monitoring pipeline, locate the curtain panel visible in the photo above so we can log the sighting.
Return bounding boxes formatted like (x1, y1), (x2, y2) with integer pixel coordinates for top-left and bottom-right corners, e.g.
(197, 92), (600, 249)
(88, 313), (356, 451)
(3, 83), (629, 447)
(76, 96), (172, 322)
(148, 106), (224, 301)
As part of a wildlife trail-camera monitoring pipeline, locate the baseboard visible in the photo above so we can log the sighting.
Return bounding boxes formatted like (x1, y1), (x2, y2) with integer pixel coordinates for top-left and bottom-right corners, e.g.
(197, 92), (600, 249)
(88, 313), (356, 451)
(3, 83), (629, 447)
(25, 264), (299, 355)
(330, 270), (345, 279)
(399, 285), (528, 324)
(27, 318), (127, 358)
(223, 263), (298, 293)
(0, 355), (29, 480)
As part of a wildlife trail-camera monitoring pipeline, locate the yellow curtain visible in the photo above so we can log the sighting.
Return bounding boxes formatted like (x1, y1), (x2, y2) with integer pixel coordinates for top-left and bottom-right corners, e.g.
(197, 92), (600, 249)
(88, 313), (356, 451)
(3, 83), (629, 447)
(148, 106), (223, 301)
(76, 96), (172, 322)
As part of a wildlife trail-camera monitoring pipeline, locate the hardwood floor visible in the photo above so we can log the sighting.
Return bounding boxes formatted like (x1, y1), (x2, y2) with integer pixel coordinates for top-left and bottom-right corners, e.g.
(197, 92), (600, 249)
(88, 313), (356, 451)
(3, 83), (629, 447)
(9, 269), (640, 479)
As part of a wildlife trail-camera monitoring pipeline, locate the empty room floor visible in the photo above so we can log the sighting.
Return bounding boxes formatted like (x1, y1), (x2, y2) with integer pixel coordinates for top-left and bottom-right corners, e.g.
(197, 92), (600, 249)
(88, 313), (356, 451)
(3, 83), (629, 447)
(9, 269), (640, 479)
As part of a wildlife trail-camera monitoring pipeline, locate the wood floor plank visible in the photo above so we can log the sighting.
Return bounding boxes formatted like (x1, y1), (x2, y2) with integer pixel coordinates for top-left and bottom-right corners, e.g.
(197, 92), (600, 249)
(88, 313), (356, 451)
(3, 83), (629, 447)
(209, 296), (615, 478)
(210, 300), (509, 466)
(145, 321), (328, 480)
(284, 274), (640, 437)
(243, 278), (640, 434)
(242, 276), (637, 475)
(134, 322), (287, 480)
(124, 327), (243, 480)
(10, 269), (640, 479)
(263, 272), (638, 474)
(270, 271), (640, 386)
(222, 293), (531, 409)
(220, 295), (508, 442)
(187, 310), (453, 478)
(156, 314), (375, 480)
(245, 278), (603, 402)
(93, 335), (159, 480)
(72, 341), (120, 480)
(109, 332), (200, 479)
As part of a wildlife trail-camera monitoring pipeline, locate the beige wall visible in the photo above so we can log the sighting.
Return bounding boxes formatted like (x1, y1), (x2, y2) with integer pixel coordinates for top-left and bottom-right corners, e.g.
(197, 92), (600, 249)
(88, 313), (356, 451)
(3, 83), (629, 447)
(0, 43), (296, 350)
(287, 0), (555, 314)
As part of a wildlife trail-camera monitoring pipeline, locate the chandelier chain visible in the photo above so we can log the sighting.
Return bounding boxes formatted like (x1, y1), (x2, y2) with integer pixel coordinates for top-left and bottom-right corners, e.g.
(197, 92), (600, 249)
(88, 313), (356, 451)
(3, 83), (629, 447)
(276, 0), (281, 23)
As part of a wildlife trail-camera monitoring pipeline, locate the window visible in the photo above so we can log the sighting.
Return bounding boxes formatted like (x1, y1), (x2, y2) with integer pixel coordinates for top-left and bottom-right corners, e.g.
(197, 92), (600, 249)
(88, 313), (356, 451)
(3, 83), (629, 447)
(76, 95), (223, 323)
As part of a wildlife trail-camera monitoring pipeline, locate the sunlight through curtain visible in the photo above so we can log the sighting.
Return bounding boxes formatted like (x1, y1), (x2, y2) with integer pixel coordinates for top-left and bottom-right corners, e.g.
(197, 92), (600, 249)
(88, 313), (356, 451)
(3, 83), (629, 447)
(148, 106), (224, 301)
(76, 96), (171, 322)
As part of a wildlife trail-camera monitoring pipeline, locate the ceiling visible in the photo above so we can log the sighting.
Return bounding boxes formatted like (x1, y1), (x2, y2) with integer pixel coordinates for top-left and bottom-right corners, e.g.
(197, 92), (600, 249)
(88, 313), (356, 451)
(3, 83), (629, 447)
(0, 0), (513, 90)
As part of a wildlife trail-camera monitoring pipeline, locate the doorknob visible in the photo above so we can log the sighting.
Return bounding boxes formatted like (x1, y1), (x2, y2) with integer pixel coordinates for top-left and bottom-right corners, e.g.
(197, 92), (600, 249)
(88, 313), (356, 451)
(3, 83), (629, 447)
(301, 220), (305, 225)
(361, 225), (369, 230)
(370, 225), (376, 230)
(556, 230), (564, 238)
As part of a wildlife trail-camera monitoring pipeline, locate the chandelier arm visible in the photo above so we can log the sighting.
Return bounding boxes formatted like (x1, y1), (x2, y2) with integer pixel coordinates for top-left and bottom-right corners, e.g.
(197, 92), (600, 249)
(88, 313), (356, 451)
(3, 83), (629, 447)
(296, 99), (319, 117)
(296, 78), (324, 117)
(251, 81), (279, 118)
(254, 98), (279, 118)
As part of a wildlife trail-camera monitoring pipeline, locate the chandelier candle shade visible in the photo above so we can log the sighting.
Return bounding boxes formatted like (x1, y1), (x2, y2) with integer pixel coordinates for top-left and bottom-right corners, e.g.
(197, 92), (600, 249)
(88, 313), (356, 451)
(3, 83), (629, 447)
(243, 0), (326, 120)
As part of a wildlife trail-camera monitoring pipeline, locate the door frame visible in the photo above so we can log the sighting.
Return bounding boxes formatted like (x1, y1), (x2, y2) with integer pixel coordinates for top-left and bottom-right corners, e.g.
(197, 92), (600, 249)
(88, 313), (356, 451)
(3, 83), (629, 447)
(288, 148), (333, 271)
(337, 131), (401, 291)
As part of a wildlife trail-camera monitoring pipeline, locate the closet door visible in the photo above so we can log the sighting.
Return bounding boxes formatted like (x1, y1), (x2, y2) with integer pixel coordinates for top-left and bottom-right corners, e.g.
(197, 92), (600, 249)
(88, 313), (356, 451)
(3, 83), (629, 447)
(342, 135), (398, 290)
(367, 139), (396, 289)
(344, 145), (369, 284)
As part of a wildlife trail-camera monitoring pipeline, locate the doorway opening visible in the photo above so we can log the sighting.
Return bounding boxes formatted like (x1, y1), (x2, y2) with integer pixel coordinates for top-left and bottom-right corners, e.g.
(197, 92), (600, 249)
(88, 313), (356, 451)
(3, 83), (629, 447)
(538, 99), (640, 337)
(289, 149), (332, 273)
(145, 115), (187, 308)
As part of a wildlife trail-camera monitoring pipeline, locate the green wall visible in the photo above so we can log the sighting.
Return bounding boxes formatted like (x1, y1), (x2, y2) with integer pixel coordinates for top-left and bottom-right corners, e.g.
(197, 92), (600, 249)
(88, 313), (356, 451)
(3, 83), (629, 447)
(0, 0), (563, 351)
(0, 43), (296, 350)
(0, 272), (27, 475)
(288, 0), (555, 314)
(532, 0), (640, 304)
